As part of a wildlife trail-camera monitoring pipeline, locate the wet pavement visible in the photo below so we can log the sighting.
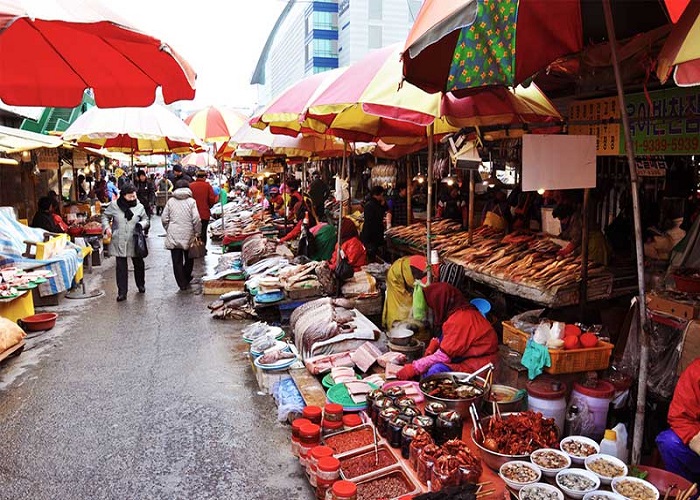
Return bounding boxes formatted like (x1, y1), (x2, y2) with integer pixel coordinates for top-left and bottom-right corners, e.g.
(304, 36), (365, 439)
(0, 217), (312, 500)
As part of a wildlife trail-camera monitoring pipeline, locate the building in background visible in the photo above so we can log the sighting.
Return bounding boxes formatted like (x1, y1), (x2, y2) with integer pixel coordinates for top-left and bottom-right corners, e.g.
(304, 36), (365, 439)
(251, 0), (421, 110)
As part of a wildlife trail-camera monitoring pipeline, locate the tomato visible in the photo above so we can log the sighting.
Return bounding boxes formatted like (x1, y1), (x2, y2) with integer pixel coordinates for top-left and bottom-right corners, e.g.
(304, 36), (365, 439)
(563, 335), (581, 350)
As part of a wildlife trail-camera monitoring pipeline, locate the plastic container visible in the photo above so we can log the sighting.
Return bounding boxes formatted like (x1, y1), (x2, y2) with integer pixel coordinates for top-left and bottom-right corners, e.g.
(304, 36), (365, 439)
(329, 479), (357, 500)
(316, 456), (341, 500)
(612, 424), (629, 463)
(304, 405), (323, 425)
(299, 423), (322, 468)
(323, 418), (344, 435)
(598, 430), (627, 463)
(570, 381), (615, 441)
(527, 379), (567, 434)
(291, 418), (312, 457)
(342, 414), (362, 430)
(324, 403), (344, 423)
(308, 445), (335, 487)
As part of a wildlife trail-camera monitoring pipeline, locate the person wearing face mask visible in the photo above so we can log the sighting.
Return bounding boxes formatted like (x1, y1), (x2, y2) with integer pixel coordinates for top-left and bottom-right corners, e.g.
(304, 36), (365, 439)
(102, 184), (150, 302)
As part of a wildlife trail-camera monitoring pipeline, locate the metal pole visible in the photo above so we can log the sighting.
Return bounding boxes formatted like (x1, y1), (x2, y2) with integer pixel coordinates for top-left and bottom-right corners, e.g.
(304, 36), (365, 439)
(580, 188), (590, 314)
(603, 0), (648, 465)
(407, 156), (413, 225)
(468, 170), (475, 245)
(336, 141), (347, 270)
(426, 123), (434, 284)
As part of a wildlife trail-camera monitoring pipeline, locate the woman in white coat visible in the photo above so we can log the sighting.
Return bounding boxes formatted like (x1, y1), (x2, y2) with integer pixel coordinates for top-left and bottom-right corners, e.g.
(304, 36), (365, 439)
(161, 180), (201, 291)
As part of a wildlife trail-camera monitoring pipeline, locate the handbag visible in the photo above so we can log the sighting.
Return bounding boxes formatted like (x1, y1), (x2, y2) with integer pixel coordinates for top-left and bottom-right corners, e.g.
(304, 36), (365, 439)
(133, 223), (149, 258)
(334, 249), (354, 282)
(188, 236), (206, 259)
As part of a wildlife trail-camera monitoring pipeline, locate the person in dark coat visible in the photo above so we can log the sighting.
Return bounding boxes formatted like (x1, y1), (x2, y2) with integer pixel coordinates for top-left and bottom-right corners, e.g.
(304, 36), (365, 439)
(31, 196), (64, 233)
(172, 164), (193, 184)
(309, 172), (330, 220)
(134, 170), (155, 234)
(388, 183), (409, 227)
(361, 185), (387, 261)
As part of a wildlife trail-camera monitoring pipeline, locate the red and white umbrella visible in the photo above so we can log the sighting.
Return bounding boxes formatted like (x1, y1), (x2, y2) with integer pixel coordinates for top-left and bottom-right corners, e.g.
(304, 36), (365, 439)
(181, 151), (217, 168)
(0, 0), (196, 108)
(184, 106), (248, 143)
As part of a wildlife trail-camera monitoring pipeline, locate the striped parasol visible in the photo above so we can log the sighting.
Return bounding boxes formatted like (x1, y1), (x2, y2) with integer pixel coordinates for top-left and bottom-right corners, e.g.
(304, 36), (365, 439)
(184, 106), (248, 143)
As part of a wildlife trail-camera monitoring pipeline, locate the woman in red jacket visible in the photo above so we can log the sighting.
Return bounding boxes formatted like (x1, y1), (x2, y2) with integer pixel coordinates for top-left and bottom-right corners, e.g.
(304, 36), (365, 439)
(328, 217), (367, 272)
(397, 282), (498, 380)
(656, 358), (700, 483)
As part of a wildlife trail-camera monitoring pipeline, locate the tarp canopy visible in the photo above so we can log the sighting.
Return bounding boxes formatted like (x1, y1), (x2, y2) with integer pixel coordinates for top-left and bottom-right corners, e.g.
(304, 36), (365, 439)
(0, 124), (62, 153)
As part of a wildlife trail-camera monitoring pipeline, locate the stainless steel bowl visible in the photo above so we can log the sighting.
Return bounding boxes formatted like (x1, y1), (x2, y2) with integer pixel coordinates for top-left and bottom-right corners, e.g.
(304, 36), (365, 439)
(470, 413), (530, 471)
(482, 385), (526, 415)
(419, 371), (489, 420)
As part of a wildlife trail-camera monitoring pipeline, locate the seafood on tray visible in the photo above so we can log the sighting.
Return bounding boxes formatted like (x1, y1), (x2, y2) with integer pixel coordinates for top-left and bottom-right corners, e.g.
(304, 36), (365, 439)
(290, 297), (361, 359)
(479, 411), (559, 456)
(421, 377), (484, 400)
(258, 348), (296, 365)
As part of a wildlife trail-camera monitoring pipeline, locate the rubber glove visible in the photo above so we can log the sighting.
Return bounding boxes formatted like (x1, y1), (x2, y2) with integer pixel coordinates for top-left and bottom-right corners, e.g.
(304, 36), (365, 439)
(690, 431), (700, 456)
(424, 338), (441, 356)
(412, 349), (450, 375)
(557, 242), (575, 258)
(397, 364), (418, 380)
(521, 339), (551, 379)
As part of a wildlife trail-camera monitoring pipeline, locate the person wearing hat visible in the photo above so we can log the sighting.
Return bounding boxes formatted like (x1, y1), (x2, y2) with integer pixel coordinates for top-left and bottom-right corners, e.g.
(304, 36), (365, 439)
(134, 170), (155, 236)
(189, 170), (218, 244)
(172, 164), (193, 184)
(268, 186), (284, 216)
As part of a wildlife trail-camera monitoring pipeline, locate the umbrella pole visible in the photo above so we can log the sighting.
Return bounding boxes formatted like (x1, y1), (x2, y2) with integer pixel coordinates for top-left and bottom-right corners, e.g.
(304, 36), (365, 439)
(468, 170), (475, 245)
(580, 188), (590, 317)
(603, 0), (648, 466)
(426, 123), (434, 284)
(407, 156), (413, 225)
(336, 141), (347, 273)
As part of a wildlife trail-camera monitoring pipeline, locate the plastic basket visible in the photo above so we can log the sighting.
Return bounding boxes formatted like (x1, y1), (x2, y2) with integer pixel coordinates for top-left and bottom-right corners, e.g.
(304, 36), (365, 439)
(502, 321), (614, 375)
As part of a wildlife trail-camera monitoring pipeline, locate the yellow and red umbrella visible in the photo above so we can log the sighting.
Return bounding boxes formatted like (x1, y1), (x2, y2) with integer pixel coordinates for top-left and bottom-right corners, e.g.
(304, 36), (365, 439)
(0, 0), (195, 108)
(657, 0), (700, 86)
(304, 44), (561, 143)
(62, 104), (202, 154)
(250, 68), (343, 137)
(220, 123), (349, 160)
(184, 106), (248, 143)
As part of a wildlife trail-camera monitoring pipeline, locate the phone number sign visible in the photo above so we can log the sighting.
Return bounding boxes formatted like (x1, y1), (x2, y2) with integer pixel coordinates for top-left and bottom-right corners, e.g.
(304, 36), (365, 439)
(624, 87), (700, 156)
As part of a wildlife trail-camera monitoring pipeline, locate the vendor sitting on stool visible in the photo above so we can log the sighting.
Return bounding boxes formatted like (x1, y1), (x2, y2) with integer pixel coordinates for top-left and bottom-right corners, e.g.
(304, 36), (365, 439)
(397, 283), (498, 380)
(656, 357), (700, 483)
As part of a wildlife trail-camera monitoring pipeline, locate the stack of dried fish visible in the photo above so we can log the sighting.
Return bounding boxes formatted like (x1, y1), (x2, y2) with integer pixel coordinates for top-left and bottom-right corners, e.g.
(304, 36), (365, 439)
(290, 297), (358, 359)
(278, 261), (323, 295)
(448, 232), (609, 291)
(386, 219), (468, 250)
(209, 203), (273, 240)
(241, 234), (280, 267)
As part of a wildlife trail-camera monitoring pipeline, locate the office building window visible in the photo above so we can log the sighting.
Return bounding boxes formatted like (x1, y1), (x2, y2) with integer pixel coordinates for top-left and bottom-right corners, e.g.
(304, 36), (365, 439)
(305, 15), (313, 36)
(368, 25), (382, 49)
(305, 43), (312, 63)
(369, 0), (383, 20)
(313, 11), (338, 30)
(313, 39), (338, 57)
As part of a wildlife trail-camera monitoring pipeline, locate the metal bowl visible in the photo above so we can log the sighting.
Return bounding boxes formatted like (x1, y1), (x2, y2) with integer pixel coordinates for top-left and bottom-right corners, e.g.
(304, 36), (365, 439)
(470, 413), (531, 471)
(419, 371), (489, 420)
(482, 385), (526, 415)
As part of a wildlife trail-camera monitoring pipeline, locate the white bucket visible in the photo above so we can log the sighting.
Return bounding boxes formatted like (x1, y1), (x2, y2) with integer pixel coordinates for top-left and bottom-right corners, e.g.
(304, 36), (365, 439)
(528, 395), (567, 433)
(570, 381), (615, 441)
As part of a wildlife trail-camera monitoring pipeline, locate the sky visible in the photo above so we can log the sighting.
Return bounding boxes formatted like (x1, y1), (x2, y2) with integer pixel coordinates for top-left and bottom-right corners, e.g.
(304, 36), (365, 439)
(117, 0), (287, 114)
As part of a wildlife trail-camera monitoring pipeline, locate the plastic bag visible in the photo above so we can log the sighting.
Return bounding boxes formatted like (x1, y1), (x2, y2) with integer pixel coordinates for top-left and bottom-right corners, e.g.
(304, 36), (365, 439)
(511, 309), (546, 334)
(272, 378), (305, 423)
(133, 223), (148, 258)
(334, 250), (354, 282)
(412, 284), (427, 321)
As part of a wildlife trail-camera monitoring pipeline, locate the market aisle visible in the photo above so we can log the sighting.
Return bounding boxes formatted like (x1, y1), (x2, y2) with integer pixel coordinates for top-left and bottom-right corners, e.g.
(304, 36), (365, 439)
(0, 217), (312, 500)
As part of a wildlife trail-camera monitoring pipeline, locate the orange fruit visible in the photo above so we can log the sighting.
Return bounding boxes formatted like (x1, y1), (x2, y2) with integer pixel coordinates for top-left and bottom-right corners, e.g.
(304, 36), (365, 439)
(580, 333), (598, 348)
(563, 335), (581, 350)
(564, 324), (582, 337)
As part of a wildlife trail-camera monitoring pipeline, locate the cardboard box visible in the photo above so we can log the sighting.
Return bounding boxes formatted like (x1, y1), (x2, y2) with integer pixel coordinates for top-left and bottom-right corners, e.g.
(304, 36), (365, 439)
(647, 293), (700, 320)
(678, 320), (700, 375)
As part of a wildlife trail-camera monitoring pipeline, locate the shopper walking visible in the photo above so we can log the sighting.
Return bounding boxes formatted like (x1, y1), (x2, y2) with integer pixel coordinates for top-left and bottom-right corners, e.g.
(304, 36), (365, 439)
(161, 180), (201, 291)
(189, 170), (218, 244)
(102, 185), (150, 302)
(360, 185), (387, 261)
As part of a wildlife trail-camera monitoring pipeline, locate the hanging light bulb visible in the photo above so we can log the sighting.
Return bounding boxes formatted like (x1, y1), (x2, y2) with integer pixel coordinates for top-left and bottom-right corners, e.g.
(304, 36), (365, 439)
(537, 188), (546, 195)
(413, 172), (425, 184)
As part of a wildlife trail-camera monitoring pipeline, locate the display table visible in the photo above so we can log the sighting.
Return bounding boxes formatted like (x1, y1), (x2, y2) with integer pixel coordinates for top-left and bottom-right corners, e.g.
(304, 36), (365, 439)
(0, 290), (34, 323)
